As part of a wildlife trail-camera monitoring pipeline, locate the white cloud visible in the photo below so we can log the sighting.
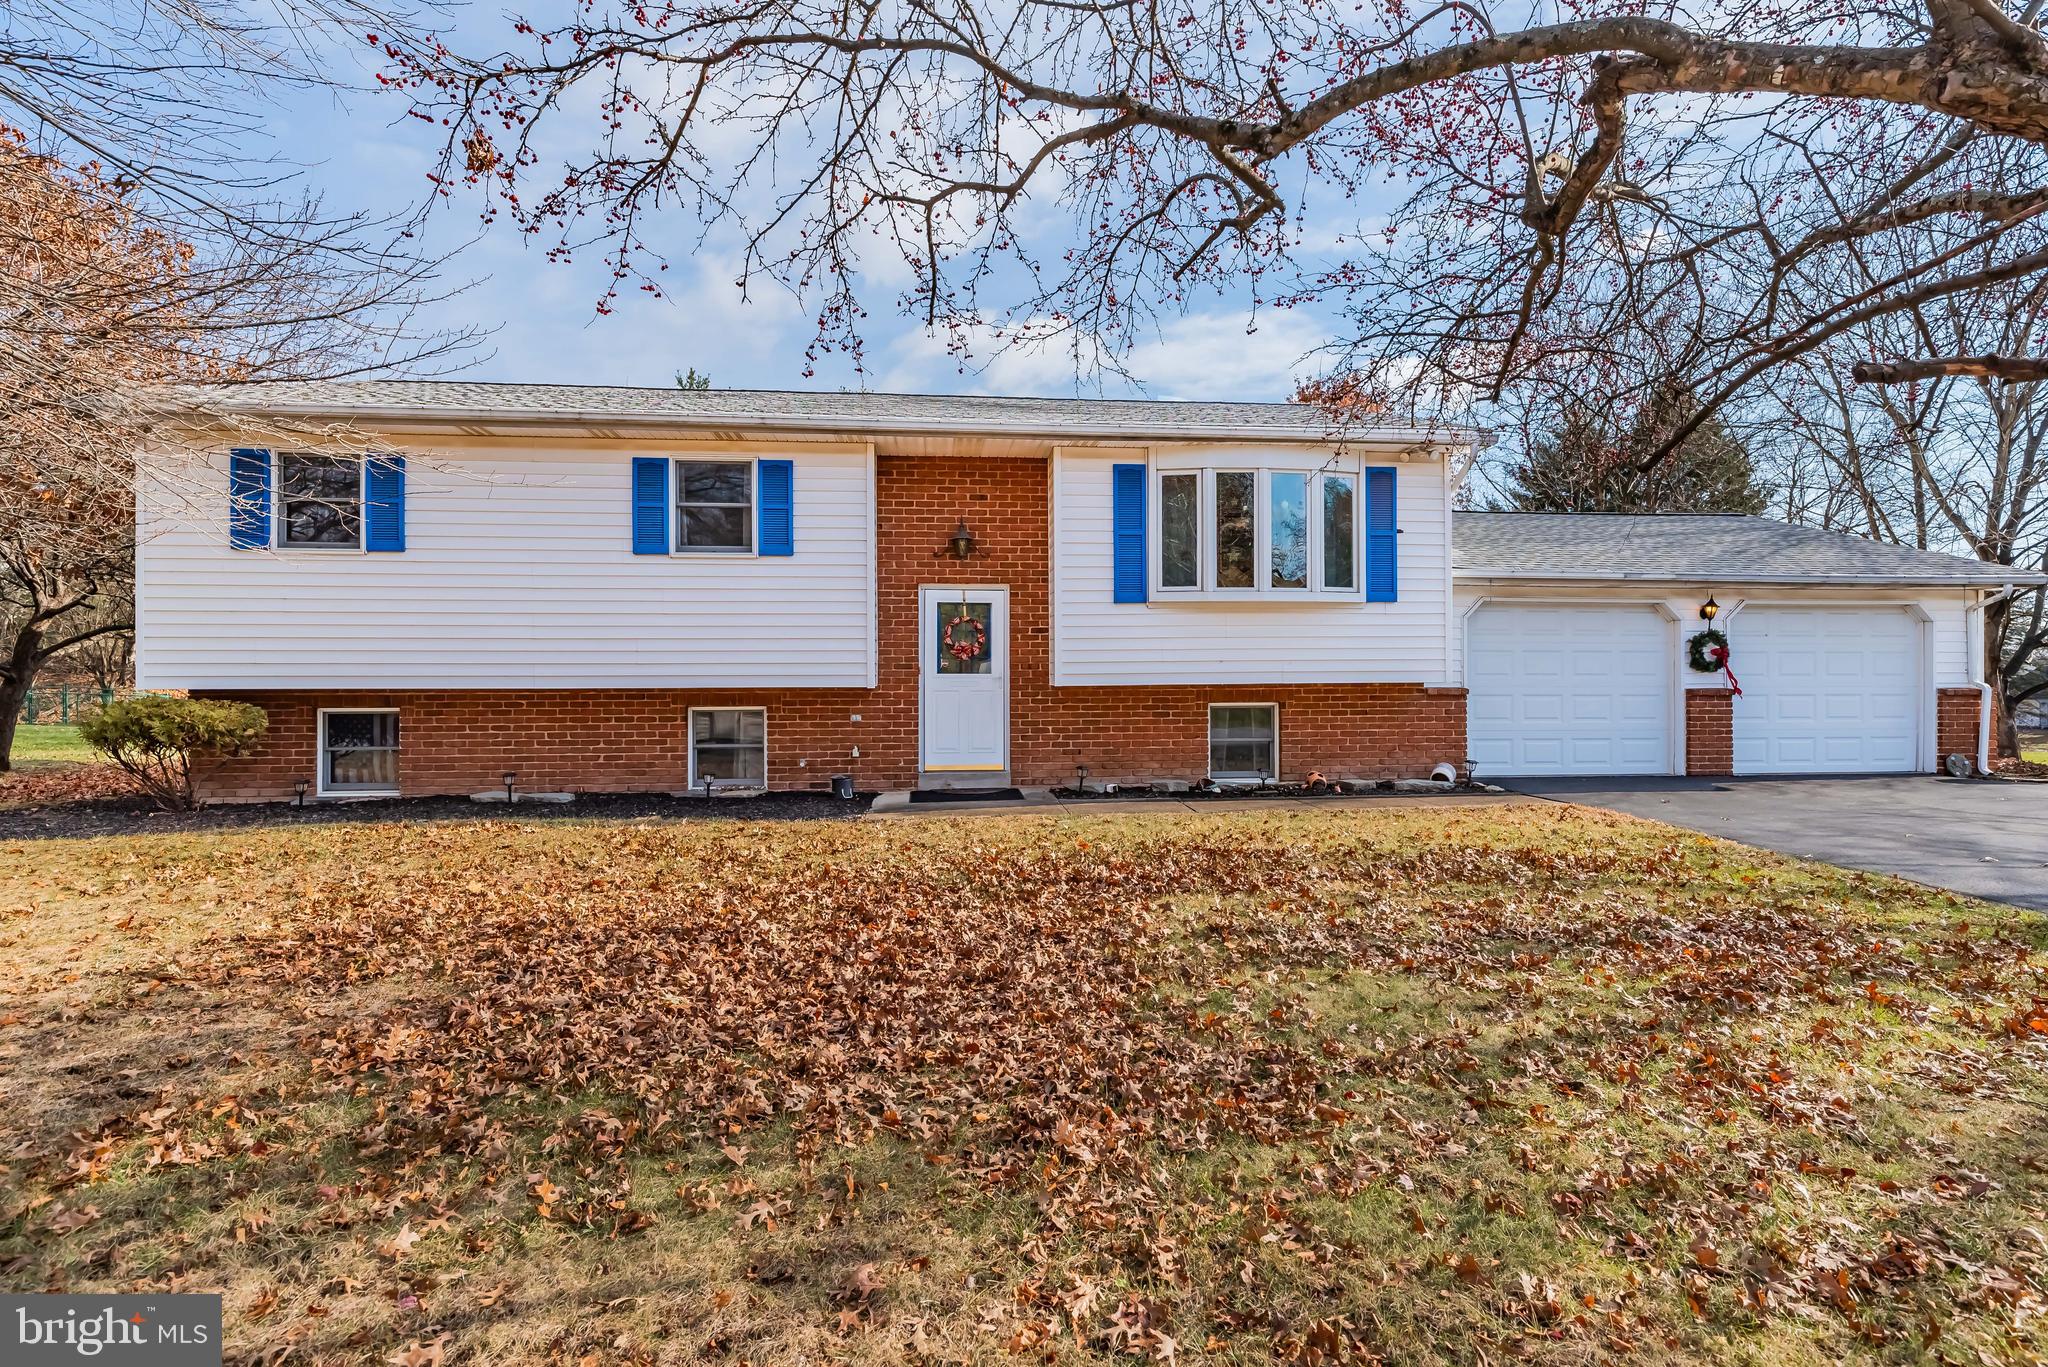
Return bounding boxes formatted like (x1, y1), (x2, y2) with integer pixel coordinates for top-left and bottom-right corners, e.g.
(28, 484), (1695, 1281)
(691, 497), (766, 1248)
(877, 307), (1333, 399)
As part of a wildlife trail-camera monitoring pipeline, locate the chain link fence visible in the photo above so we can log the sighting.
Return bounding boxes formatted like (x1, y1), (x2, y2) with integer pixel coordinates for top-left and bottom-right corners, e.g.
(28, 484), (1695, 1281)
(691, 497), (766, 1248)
(17, 682), (125, 726)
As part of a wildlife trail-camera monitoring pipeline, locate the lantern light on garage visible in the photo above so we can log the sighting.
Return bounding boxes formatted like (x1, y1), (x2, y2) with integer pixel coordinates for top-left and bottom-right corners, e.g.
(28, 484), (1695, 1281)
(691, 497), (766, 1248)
(1699, 594), (1720, 622)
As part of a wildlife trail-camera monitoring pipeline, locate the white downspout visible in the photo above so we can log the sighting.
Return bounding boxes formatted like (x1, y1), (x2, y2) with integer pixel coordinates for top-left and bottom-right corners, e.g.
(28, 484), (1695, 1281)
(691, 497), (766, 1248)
(1967, 584), (2018, 776)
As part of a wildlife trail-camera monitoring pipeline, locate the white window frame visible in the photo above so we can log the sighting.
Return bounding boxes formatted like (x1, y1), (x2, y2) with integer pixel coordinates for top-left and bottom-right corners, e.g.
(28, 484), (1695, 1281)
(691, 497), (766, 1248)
(1207, 702), (1280, 783)
(315, 707), (400, 797)
(1155, 469), (1204, 592)
(274, 452), (366, 553)
(1151, 458), (1363, 600)
(687, 705), (769, 790)
(672, 456), (758, 556)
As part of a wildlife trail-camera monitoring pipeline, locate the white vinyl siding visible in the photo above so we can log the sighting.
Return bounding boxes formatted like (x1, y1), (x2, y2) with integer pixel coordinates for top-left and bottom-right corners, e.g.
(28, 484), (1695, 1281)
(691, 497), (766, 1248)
(1052, 447), (1453, 686)
(137, 443), (875, 689)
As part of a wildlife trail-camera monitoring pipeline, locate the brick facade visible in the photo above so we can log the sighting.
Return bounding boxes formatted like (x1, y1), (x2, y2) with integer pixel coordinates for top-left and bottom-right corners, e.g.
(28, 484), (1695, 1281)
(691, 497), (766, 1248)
(196, 454), (1470, 801)
(1684, 688), (1735, 777)
(1936, 685), (1984, 771)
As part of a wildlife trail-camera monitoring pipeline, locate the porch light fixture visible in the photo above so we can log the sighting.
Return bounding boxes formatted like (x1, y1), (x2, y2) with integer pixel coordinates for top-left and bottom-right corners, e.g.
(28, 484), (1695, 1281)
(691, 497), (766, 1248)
(503, 771), (517, 805)
(944, 517), (977, 561)
(294, 778), (309, 807)
(1699, 594), (1720, 622)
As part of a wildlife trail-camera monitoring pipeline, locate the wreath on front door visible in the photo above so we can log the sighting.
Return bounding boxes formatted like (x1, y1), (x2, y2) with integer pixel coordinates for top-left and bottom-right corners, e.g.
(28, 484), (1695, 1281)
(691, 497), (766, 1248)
(943, 610), (988, 663)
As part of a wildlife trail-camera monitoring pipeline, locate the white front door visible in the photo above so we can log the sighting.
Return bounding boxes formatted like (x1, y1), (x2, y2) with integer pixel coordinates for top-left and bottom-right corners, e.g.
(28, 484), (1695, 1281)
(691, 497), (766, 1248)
(1467, 603), (1675, 776)
(920, 586), (1009, 778)
(1732, 606), (1921, 773)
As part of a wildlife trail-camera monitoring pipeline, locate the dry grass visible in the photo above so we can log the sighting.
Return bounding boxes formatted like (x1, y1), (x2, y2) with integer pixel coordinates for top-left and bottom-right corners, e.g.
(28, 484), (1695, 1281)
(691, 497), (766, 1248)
(1, 725), (133, 808)
(1, 805), (2045, 1366)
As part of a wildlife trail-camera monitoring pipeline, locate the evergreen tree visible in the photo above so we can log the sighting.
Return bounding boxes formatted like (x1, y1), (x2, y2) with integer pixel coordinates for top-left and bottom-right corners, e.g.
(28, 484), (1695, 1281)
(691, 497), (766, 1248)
(1500, 383), (1769, 514)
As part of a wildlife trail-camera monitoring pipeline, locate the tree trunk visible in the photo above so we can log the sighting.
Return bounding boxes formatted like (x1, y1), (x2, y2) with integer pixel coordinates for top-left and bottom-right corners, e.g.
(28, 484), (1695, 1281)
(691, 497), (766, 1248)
(1987, 598), (2020, 762)
(0, 619), (48, 773)
(0, 671), (27, 773)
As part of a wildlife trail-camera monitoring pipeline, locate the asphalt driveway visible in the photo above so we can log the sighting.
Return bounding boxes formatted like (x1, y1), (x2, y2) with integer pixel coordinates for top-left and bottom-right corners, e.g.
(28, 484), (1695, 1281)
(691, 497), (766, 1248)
(1505, 775), (2048, 910)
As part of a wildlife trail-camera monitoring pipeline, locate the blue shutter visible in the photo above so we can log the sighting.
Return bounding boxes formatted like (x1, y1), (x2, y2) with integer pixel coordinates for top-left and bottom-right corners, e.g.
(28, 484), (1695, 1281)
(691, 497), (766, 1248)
(228, 448), (271, 549)
(631, 457), (669, 554)
(1111, 462), (1147, 603)
(364, 456), (406, 552)
(1365, 466), (1398, 602)
(758, 459), (794, 556)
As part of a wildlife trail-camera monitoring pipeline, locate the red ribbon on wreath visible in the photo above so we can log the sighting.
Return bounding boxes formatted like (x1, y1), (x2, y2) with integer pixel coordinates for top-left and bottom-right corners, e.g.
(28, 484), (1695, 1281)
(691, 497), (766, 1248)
(943, 610), (987, 663)
(1709, 643), (1742, 697)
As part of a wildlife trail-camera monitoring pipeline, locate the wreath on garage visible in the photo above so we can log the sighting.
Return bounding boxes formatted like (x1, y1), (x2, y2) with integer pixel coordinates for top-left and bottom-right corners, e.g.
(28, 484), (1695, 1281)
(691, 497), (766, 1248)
(1687, 627), (1743, 696)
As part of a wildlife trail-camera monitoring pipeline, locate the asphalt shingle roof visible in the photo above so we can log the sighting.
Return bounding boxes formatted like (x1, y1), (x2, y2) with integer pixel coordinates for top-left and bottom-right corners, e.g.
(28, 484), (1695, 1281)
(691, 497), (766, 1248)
(1454, 512), (2041, 587)
(192, 380), (1469, 443)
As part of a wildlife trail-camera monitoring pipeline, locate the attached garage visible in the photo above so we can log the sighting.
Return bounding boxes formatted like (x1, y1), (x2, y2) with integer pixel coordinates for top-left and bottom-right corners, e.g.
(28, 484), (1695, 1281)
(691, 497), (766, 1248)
(1455, 512), (2033, 779)
(1731, 606), (1921, 774)
(1466, 603), (1673, 776)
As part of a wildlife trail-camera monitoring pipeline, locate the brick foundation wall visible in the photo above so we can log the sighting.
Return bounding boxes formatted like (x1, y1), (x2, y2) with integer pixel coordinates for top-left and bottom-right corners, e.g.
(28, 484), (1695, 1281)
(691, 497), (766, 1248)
(189, 689), (882, 802)
(1685, 688), (1734, 777)
(195, 681), (1468, 801)
(1936, 686), (1983, 770)
(195, 453), (1469, 801)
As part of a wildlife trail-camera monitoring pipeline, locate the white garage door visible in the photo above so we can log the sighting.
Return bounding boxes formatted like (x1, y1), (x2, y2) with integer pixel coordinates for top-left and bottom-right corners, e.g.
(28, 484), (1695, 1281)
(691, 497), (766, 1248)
(1468, 604), (1673, 776)
(1732, 607), (1921, 774)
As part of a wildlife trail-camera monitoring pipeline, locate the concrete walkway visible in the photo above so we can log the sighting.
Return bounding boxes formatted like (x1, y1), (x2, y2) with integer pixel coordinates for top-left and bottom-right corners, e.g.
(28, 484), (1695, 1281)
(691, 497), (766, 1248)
(1505, 774), (2048, 911)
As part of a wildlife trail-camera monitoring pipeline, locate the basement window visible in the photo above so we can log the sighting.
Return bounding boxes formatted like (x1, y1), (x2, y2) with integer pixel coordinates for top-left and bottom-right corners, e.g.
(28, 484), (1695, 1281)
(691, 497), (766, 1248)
(689, 707), (767, 789)
(319, 709), (399, 796)
(1209, 704), (1278, 783)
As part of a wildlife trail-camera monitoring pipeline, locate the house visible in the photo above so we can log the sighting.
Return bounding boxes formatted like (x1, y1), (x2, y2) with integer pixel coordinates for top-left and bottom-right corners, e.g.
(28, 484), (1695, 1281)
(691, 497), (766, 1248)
(135, 383), (2040, 800)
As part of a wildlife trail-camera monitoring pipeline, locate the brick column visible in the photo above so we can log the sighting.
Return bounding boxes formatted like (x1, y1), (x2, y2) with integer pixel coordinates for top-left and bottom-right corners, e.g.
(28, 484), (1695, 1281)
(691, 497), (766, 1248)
(1685, 688), (1734, 777)
(1936, 686), (1983, 770)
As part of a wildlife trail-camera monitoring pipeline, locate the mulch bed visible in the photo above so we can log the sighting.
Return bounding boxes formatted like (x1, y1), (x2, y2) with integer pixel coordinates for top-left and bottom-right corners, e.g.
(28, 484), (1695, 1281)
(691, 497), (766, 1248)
(1052, 779), (1491, 800)
(0, 786), (873, 841)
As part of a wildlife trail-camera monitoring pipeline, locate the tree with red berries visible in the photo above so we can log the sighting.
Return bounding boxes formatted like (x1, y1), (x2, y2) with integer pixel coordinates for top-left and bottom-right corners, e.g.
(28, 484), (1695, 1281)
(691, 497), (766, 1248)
(385, 2), (2048, 433)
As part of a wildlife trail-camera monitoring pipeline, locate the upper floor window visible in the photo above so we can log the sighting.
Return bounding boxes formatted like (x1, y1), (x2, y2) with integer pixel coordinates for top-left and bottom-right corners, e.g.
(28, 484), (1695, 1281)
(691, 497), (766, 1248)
(676, 460), (753, 552)
(280, 454), (361, 548)
(1156, 465), (1361, 596)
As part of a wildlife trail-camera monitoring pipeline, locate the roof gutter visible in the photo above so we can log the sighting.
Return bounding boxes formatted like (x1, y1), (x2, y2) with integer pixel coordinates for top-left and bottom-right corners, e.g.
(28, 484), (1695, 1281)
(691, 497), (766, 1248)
(171, 399), (1488, 449)
(1454, 569), (2046, 588)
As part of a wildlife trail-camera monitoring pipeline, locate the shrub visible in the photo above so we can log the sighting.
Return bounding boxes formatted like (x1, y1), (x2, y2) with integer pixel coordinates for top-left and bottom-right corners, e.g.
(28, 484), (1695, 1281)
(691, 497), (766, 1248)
(79, 696), (267, 810)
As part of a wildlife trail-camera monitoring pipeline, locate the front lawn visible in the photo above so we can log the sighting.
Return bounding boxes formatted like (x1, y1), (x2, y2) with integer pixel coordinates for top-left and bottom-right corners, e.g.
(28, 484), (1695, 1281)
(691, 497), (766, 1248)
(2, 807), (2043, 1364)
(9, 723), (95, 765)
(1, 724), (134, 809)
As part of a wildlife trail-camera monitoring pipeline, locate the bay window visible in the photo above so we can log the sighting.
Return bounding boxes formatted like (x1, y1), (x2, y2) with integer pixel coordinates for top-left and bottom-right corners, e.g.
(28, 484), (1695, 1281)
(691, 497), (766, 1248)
(1269, 471), (1308, 590)
(1214, 471), (1256, 589)
(1154, 463), (1366, 597)
(1159, 473), (1199, 589)
(1322, 475), (1356, 590)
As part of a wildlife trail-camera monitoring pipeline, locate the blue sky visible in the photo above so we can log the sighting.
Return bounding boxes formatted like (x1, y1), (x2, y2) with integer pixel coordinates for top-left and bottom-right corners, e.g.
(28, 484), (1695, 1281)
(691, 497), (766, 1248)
(269, 22), (1374, 401)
